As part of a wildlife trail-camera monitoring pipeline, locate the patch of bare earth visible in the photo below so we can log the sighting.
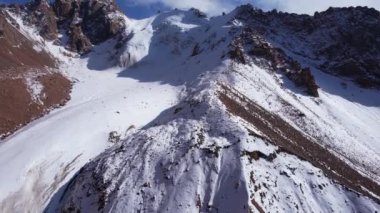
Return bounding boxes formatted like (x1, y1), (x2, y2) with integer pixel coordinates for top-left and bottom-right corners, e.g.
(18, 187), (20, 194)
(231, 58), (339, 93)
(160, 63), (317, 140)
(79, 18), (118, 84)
(0, 8), (71, 138)
(218, 84), (380, 204)
(0, 71), (71, 138)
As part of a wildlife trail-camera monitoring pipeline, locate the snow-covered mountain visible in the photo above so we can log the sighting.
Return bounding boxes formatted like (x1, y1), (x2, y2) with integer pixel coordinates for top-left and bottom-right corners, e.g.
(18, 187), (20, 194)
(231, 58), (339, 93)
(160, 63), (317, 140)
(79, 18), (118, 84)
(0, 1), (379, 212)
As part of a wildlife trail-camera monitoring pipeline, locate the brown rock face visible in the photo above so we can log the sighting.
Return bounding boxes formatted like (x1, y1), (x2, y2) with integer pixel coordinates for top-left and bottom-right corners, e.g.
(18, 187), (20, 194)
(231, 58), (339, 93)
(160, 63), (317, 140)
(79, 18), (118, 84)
(0, 73), (71, 138)
(9, 0), (127, 54)
(68, 24), (92, 54)
(79, 0), (125, 43)
(54, 0), (77, 18)
(0, 79), (41, 135)
(333, 59), (362, 77)
(232, 29), (319, 97)
(235, 5), (380, 88)
(38, 73), (71, 107)
(295, 68), (319, 97)
(0, 8), (71, 138)
(229, 40), (246, 64)
(54, 0), (126, 53)
(25, 0), (58, 40)
(0, 9), (55, 70)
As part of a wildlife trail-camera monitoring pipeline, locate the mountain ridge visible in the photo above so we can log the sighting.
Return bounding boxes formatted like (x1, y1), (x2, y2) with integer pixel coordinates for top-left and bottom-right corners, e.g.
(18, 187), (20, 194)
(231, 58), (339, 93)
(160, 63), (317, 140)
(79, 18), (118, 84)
(53, 5), (380, 212)
(0, 1), (379, 212)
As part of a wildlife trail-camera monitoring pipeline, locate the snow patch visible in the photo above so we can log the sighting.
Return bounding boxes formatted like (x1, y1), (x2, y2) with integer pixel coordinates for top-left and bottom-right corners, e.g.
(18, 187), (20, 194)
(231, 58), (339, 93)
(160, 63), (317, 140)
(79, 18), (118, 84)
(25, 75), (44, 104)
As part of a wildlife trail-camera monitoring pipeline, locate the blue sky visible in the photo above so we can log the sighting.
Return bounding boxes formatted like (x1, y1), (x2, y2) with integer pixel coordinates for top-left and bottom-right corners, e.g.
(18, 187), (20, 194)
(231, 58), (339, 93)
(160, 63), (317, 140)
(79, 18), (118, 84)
(117, 0), (170, 19)
(1, 0), (380, 19)
(121, 0), (380, 18)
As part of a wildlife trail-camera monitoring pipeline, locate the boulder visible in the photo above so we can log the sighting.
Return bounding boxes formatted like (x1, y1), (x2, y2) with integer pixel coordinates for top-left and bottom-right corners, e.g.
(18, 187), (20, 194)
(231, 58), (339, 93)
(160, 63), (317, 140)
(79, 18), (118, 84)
(68, 24), (92, 54)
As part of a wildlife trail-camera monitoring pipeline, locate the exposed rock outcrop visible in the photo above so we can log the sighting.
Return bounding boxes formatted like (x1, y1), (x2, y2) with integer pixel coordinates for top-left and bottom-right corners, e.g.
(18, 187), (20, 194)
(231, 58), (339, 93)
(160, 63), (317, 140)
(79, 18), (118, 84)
(54, 0), (126, 53)
(7, 0), (128, 54)
(67, 24), (92, 54)
(25, 0), (58, 40)
(230, 29), (319, 97)
(235, 4), (380, 88)
(0, 8), (55, 69)
(0, 8), (71, 138)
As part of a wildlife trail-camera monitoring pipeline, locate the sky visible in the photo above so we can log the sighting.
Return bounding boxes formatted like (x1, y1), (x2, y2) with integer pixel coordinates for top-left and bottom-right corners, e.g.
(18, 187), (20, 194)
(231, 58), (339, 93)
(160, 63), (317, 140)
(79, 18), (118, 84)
(1, 0), (380, 19)
(120, 0), (380, 19)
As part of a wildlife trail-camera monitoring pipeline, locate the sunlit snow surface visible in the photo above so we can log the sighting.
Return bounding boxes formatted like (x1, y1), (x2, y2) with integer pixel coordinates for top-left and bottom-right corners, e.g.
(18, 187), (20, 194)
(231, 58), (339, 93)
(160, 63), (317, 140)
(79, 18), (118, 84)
(0, 8), (379, 213)
(0, 12), (181, 211)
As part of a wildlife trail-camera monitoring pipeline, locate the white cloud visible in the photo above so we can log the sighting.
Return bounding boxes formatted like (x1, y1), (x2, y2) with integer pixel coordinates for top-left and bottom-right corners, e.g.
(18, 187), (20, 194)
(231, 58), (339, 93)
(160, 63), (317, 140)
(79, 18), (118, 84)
(127, 0), (380, 16)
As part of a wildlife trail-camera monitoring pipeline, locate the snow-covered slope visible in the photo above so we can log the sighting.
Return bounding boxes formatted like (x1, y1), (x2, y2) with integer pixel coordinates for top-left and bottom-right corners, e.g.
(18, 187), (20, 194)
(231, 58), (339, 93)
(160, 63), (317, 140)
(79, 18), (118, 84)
(56, 8), (380, 213)
(0, 11), (181, 212)
(0, 5), (379, 213)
